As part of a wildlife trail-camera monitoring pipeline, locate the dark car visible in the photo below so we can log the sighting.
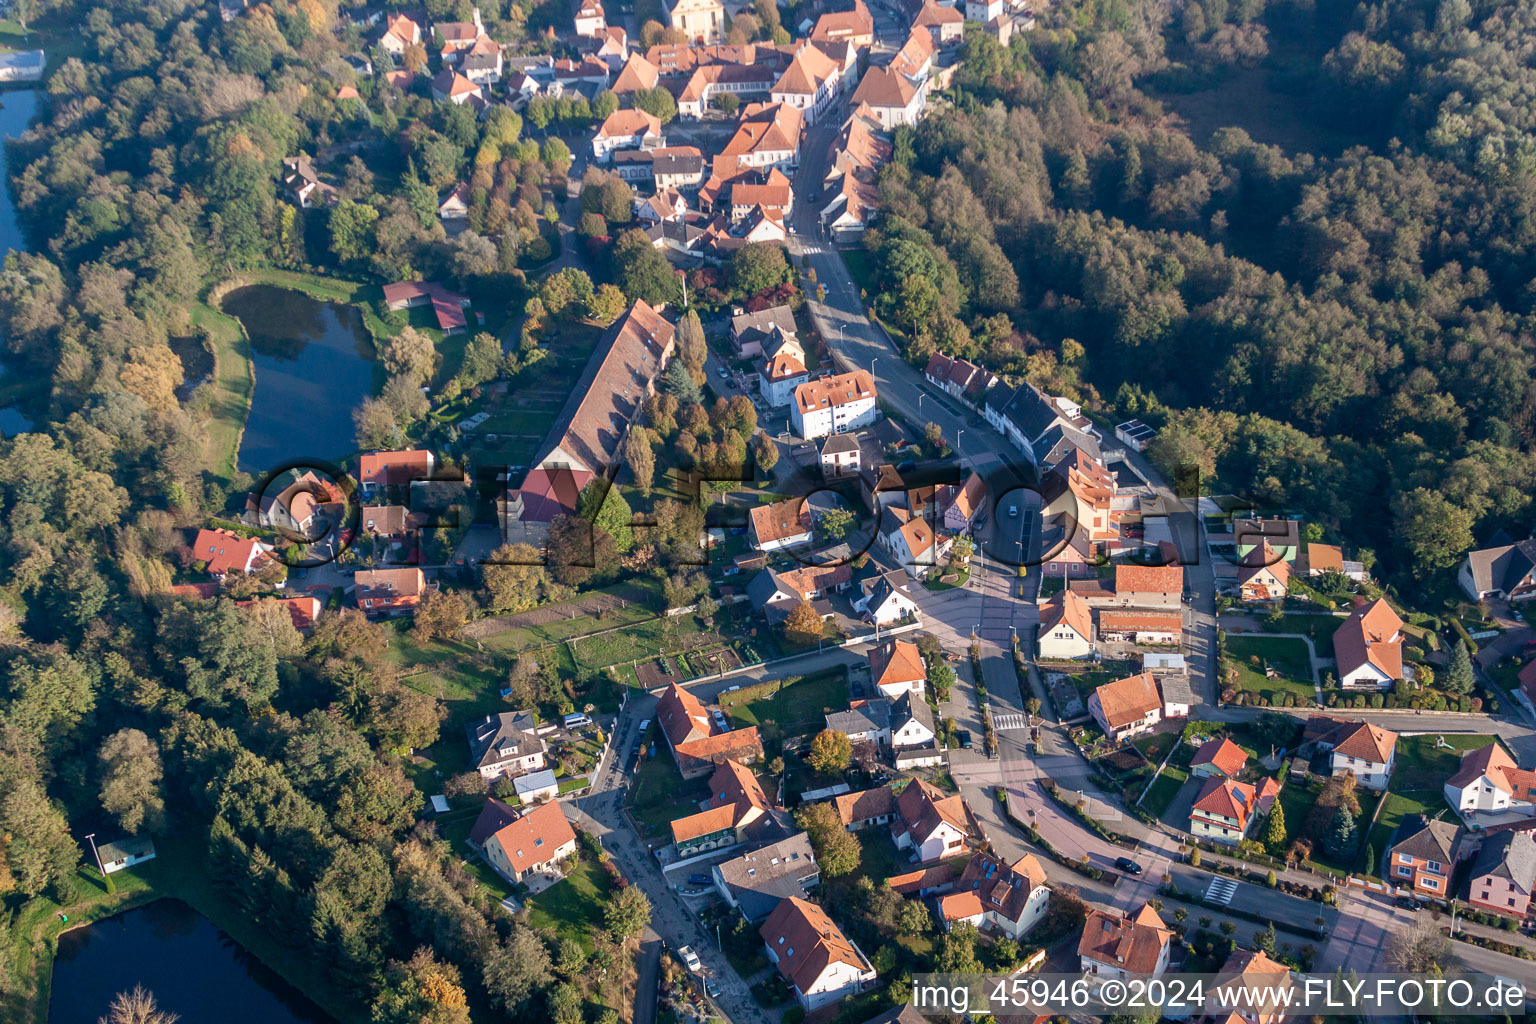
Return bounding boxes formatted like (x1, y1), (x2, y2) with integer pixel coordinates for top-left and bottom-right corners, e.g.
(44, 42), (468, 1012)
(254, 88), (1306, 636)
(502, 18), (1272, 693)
(688, 874), (711, 885)
(1115, 857), (1143, 875)
(957, 730), (973, 749)
(1396, 896), (1420, 911)
(897, 459), (916, 472)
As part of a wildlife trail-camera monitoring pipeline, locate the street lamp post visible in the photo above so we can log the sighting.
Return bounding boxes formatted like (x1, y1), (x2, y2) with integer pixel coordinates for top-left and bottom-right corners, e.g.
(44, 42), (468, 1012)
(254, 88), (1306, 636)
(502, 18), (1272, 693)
(85, 832), (112, 893)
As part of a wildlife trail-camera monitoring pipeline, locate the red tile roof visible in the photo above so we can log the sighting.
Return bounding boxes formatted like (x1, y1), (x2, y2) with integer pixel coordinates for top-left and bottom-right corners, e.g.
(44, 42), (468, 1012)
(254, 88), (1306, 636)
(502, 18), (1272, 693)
(1079, 904), (1170, 974)
(868, 639), (926, 692)
(1190, 737), (1247, 779)
(357, 449), (434, 487)
(835, 785), (895, 825)
(1114, 563), (1183, 596)
(760, 897), (871, 993)
(750, 498), (813, 545)
(1039, 590), (1093, 640)
(1092, 671), (1161, 729)
(192, 528), (265, 576)
(485, 800), (577, 875)
(1332, 597), (1404, 681)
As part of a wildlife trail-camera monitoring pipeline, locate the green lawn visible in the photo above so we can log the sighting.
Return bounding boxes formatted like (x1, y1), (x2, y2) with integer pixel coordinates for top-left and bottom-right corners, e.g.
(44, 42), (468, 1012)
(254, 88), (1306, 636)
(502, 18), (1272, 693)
(525, 857), (616, 953)
(718, 666), (850, 737)
(1363, 791), (1450, 880)
(1143, 768), (1188, 817)
(1393, 734), (1495, 791)
(188, 299), (253, 486)
(1268, 613), (1346, 647)
(1225, 634), (1315, 703)
(627, 745), (712, 838)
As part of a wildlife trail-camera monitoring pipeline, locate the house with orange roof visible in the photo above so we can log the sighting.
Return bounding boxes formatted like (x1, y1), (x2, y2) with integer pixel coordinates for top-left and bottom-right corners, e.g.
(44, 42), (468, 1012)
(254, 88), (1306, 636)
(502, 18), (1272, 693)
(1306, 716), (1397, 790)
(612, 52), (660, 94)
(236, 596), (322, 632)
(1206, 949), (1293, 1024)
(574, 0), (607, 36)
(1088, 671), (1162, 742)
(336, 85), (360, 101)
(792, 370), (878, 440)
(881, 512), (954, 581)
(1444, 740), (1536, 819)
(867, 638), (926, 698)
(378, 13), (421, 54)
(1190, 737), (1248, 780)
(1096, 610), (1183, 646)
(382, 280), (471, 333)
(1190, 775), (1280, 843)
(358, 449), (435, 495)
(913, 0), (964, 44)
(468, 798), (578, 884)
(850, 64), (927, 129)
(655, 683), (765, 779)
(892, 779), (977, 863)
(730, 171), (794, 222)
(354, 567), (426, 615)
(937, 851), (1050, 938)
(889, 26), (934, 80)
(821, 167), (882, 241)
(677, 61), (782, 118)
(191, 528), (269, 577)
(669, 758), (778, 857)
(1238, 540), (1292, 602)
(770, 44), (843, 124)
(718, 102), (804, 170)
(431, 69), (484, 106)
(811, 0), (875, 46)
(1111, 563), (1184, 610)
(1038, 590), (1094, 660)
(760, 897), (878, 1010)
(1079, 903), (1172, 979)
(761, 347), (811, 408)
(436, 8), (484, 60)
(592, 108), (665, 162)
(1333, 597), (1404, 690)
(942, 472), (987, 534)
(461, 35), (504, 85)
(749, 498), (815, 552)
(834, 786), (896, 831)
(1043, 448), (1120, 543)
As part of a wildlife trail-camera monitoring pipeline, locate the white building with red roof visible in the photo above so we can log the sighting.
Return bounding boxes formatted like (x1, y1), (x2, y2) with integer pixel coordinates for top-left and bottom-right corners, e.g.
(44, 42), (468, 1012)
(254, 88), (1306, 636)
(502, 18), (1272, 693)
(937, 851), (1050, 939)
(1038, 589), (1094, 660)
(592, 109), (666, 162)
(357, 449), (435, 495)
(867, 639), (926, 698)
(468, 798), (578, 884)
(791, 370), (877, 440)
(191, 528), (269, 577)
(1444, 740), (1536, 819)
(1079, 903), (1172, 979)
(760, 897), (877, 1010)
(1189, 775), (1280, 843)
(1332, 597), (1404, 690)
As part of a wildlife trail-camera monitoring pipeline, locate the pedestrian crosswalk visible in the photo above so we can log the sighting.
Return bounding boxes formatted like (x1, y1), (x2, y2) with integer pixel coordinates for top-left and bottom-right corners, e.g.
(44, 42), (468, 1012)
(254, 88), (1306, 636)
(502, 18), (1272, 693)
(799, 244), (824, 254)
(1204, 877), (1239, 905)
(992, 712), (1027, 731)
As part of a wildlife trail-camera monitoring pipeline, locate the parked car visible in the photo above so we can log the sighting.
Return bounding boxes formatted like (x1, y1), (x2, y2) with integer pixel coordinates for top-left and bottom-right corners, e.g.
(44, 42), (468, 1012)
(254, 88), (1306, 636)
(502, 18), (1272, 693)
(957, 730), (973, 749)
(679, 946), (702, 973)
(705, 978), (720, 999)
(688, 874), (711, 885)
(1115, 857), (1142, 875)
(1009, 505), (1019, 518)
(716, 368), (728, 379)
(1396, 896), (1421, 912)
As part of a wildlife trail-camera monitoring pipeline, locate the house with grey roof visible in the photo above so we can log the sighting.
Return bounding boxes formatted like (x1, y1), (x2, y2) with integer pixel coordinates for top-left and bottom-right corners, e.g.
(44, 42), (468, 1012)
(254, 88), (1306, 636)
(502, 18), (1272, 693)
(711, 832), (820, 920)
(1459, 536), (1536, 603)
(826, 699), (891, 746)
(467, 711), (548, 781)
(1388, 816), (1461, 900)
(982, 382), (1097, 466)
(889, 691), (936, 749)
(1466, 829), (1536, 918)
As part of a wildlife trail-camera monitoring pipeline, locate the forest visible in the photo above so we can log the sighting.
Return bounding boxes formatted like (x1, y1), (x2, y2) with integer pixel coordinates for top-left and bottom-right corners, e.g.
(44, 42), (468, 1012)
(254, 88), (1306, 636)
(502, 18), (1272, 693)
(865, 0), (1536, 592)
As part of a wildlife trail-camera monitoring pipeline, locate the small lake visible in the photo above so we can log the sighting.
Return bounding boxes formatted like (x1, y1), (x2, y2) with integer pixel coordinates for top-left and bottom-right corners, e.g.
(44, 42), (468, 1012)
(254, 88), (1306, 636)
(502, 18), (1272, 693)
(223, 284), (377, 475)
(49, 898), (336, 1024)
(0, 89), (39, 436)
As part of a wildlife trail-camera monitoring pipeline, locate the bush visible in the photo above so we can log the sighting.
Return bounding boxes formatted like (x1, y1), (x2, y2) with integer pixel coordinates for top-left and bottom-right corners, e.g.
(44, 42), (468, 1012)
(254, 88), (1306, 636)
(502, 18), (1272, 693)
(783, 1009), (806, 1024)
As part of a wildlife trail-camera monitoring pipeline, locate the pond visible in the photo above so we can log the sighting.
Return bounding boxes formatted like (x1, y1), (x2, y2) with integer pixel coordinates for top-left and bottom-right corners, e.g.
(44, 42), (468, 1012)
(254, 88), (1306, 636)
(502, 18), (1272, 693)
(0, 89), (39, 436)
(49, 898), (335, 1024)
(222, 284), (377, 475)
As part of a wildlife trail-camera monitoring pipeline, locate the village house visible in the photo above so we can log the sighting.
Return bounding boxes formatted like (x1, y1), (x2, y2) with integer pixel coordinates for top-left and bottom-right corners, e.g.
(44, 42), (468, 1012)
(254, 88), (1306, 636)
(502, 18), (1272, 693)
(983, 382), (1100, 467)
(943, 472), (987, 533)
(835, 786), (896, 831)
(937, 851), (1050, 939)
(760, 897), (878, 1011)
(1306, 716), (1397, 790)
(655, 682), (765, 779)
(821, 433), (862, 479)
(1234, 517), (1301, 564)
(889, 691), (936, 749)
(503, 301), (675, 539)
(717, 103), (805, 171)
(668, 0), (727, 42)
(748, 498), (815, 552)
(280, 155), (339, 208)
(712, 833), (820, 920)
(461, 34), (504, 84)
(1332, 597), (1404, 690)
(880, 511), (953, 580)
(574, 0), (607, 35)
(636, 187), (688, 224)
(1111, 563), (1184, 610)
(378, 13), (422, 53)
(1238, 541), (1292, 602)
(1189, 776), (1280, 844)
(1190, 737), (1248, 780)
(431, 69), (485, 106)
(1038, 590), (1094, 660)
(468, 799), (579, 884)
(466, 711), (548, 781)
(853, 569), (919, 627)
(810, 0), (875, 46)
(191, 528), (269, 577)
(1466, 830), (1536, 919)
(867, 639), (927, 698)
(592, 108), (666, 161)
(1302, 542), (1368, 581)
(438, 182), (471, 223)
(825, 699), (891, 747)
(670, 758), (778, 858)
(382, 281), (472, 333)
(1079, 904), (1172, 979)
(770, 44), (844, 125)
(353, 567), (426, 615)
(913, 0), (965, 44)
(1088, 671), (1163, 742)
(1096, 610), (1182, 647)
(747, 563), (851, 624)
(1459, 536), (1536, 603)
(1444, 741), (1536, 819)
(730, 304), (798, 357)
(792, 370), (878, 439)
(849, 64), (927, 129)
(892, 779), (976, 863)
(1206, 949), (1293, 1024)
(436, 9), (484, 60)
(1388, 816), (1461, 900)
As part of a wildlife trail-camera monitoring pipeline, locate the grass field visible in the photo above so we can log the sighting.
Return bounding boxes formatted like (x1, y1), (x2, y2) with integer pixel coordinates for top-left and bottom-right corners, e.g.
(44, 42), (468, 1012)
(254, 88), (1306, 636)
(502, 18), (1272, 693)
(1363, 791), (1448, 879)
(718, 667), (850, 737)
(627, 746), (711, 837)
(1392, 734), (1495, 790)
(1143, 767), (1188, 817)
(525, 857), (616, 953)
(1225, 634), (1315, 703)
(1268, 613), (1346, 647)
(189, 299), (254, 486)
